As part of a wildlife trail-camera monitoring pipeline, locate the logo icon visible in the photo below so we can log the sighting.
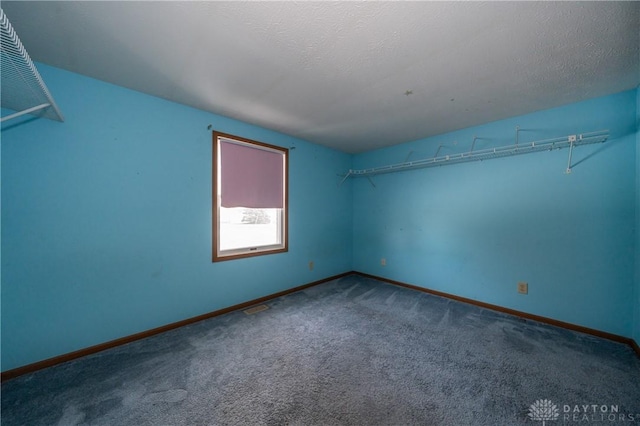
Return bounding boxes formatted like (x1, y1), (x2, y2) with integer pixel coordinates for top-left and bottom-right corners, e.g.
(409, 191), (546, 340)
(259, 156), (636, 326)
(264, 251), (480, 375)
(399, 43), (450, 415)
(528, 399), (560, 425)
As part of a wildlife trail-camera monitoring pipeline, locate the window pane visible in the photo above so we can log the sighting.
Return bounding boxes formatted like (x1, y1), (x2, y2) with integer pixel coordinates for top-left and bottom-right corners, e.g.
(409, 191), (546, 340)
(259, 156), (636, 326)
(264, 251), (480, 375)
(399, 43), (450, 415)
(219, 207), (281, 250)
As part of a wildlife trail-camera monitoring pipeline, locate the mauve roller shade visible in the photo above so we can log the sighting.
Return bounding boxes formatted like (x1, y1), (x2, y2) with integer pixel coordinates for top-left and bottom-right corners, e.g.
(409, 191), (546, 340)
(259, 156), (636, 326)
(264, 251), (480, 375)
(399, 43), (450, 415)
(220, 139), (284, 209)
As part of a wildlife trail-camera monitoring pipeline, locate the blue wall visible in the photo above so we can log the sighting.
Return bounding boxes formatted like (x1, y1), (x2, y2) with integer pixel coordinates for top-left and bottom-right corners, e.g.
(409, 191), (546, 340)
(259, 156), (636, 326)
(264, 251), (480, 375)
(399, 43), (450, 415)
(353, 90), (637, 337)
(1, 63), (638, 372)
(1, 64), (353, 371)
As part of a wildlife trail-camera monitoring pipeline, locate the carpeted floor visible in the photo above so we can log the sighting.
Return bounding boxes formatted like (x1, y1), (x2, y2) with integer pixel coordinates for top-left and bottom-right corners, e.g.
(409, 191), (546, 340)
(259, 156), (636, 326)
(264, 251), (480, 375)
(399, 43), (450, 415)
(2, 274), (640, 425)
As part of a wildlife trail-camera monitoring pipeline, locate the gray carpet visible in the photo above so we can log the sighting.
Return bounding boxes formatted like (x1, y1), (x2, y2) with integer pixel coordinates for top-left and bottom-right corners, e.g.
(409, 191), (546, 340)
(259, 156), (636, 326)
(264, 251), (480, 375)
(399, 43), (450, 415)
(2, 274), (640, 425)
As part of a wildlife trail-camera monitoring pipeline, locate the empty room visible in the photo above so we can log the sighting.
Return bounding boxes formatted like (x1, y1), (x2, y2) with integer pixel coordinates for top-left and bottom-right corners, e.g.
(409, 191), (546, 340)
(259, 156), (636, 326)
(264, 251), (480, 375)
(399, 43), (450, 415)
(1, 2), (639, 425)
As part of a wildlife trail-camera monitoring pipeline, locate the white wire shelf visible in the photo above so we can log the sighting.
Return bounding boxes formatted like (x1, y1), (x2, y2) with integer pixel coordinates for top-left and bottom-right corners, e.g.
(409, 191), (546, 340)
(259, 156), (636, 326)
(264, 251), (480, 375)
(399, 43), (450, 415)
(341, 129), (608, 184)
(1, 8), (64, 123)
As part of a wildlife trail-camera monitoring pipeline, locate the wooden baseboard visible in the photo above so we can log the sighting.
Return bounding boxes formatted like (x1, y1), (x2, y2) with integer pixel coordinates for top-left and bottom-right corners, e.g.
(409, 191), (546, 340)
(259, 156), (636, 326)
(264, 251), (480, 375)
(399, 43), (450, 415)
(632, 339), (640, 358)
(1, 272), (352, 382)
(4, 270), (637, 381)
(354, 272), (639, 354)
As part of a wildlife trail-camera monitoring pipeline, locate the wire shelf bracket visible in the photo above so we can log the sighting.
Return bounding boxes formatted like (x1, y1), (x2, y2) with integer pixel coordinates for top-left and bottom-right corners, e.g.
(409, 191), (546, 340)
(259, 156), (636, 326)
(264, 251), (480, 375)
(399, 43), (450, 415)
(340, 129), (609, 186)
(1, 8), (64, 123)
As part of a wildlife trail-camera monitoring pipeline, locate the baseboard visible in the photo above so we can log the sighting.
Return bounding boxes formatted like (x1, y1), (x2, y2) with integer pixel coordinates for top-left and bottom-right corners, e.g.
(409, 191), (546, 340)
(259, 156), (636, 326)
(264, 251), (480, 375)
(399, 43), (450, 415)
(354, 272), (639, 355)
(632, 339), (640, 358)
(5, 270), (636, 381)
(1, 271), (352, 382)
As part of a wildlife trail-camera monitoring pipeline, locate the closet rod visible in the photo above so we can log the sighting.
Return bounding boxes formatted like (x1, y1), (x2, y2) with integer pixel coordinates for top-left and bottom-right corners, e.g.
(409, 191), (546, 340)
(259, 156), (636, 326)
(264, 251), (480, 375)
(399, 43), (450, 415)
(0, 103), (50, 123)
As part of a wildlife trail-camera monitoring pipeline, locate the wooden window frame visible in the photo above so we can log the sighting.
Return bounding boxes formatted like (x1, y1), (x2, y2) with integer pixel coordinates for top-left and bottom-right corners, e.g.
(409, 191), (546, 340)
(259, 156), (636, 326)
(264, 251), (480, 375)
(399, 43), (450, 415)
(212, 131), (288, 262)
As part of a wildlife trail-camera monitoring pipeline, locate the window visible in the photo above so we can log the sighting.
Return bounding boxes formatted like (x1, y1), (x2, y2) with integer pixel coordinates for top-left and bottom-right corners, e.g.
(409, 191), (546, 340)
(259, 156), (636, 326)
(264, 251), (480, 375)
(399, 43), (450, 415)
(213, 131), (288, 261)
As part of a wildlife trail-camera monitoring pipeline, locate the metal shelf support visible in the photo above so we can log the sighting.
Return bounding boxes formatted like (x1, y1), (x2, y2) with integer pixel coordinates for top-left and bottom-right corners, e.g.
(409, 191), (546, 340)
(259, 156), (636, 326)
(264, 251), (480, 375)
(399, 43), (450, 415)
(1, 8), (64, 123)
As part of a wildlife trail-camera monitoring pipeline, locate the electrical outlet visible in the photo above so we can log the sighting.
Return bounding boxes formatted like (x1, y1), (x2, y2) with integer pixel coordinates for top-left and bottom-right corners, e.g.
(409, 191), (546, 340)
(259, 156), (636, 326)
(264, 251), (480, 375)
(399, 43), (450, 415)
(518, 282), (528, 294)
(309, 261), (314, 271)
(381, 258), (386, 266)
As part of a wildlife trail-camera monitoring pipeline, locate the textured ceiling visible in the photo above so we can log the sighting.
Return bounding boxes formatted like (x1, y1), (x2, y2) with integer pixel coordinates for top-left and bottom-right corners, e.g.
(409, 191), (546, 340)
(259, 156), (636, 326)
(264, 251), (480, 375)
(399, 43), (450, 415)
(2, 1), (639, 153)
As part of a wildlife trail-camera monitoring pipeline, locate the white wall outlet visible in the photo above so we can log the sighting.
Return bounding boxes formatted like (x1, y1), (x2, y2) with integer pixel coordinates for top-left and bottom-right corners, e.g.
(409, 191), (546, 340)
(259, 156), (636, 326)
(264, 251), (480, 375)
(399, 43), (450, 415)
(518, 282), (528, 294)
(381, 258), (386, 266)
